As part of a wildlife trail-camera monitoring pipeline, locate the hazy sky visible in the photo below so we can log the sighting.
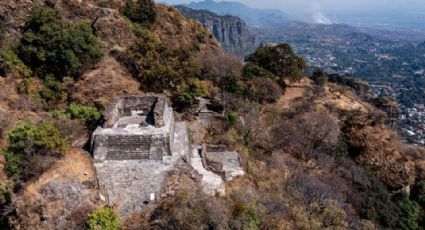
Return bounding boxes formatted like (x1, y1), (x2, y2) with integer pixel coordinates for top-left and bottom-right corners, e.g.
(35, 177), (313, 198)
(162, 0), (425, 14)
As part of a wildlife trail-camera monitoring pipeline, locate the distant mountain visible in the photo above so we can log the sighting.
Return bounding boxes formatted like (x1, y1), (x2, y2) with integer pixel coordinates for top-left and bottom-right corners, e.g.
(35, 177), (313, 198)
(181, 0), (292, 28)
(176, 6), (258, 57)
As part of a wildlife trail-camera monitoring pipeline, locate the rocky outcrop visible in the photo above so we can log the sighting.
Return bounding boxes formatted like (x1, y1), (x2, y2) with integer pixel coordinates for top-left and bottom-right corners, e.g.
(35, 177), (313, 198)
(177, 6), (258, 57)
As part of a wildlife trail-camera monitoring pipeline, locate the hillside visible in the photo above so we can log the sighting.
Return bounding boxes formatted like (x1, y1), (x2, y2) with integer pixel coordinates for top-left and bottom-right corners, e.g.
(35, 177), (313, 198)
(176, 6), (258, 57)
(0, 1), (424, 230)
(182, 0), (292, 28)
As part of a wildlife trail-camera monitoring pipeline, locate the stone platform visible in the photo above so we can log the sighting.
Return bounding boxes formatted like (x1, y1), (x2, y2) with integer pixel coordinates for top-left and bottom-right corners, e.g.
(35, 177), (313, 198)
(95, 121), (190, 215)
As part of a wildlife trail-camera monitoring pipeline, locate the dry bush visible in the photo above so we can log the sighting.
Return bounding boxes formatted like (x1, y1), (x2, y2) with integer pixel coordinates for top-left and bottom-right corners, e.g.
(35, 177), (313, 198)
(149, 191), (230, 230)
(273, 109), (339, 160)
(197, 51), (243, 85)
(0, 109), (11, 137)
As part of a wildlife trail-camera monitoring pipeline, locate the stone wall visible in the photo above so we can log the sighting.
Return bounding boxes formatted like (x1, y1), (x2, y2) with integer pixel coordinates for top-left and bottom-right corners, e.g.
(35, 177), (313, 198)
(103, 95), (168, 128)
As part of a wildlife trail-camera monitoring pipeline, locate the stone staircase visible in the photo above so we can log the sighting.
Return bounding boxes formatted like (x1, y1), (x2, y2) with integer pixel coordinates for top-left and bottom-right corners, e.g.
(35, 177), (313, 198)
(102, 135), (151, 160)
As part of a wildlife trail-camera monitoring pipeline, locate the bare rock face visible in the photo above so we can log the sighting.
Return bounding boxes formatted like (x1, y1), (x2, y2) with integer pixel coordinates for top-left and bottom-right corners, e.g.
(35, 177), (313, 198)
(176, 6), (258, 57)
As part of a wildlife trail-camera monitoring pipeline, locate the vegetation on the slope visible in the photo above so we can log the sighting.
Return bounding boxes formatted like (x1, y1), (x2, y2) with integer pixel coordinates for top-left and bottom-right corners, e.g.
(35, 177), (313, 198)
(172, 79), (208, 111)
(0, 6), (102, 109)
(15, 6), (102, 78)
(211, 43), (306, 104)
(53, 104), (102, 131)
(244, 44), (306, 83)
(2, 122), (68, 180)
(311, 69), (328, 87)
(86, 207), (120, 230)
(123, 0), (157, 25)
(126, 29), (202, 93)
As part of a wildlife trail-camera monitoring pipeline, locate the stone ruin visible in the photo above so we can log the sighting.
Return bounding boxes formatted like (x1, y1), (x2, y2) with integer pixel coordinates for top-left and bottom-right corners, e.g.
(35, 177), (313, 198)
(91, 95), (245, 215)
(92, 95), (174, 162)
(91, 95), (190, 215)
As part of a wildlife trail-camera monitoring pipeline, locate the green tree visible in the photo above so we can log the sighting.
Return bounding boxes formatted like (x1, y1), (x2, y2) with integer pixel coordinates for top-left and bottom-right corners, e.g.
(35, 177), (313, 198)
(123, 0), (157, 25)
(16, 6), (102, 78)
(244, 44), (306, 83)
(87, 207), (120, 230)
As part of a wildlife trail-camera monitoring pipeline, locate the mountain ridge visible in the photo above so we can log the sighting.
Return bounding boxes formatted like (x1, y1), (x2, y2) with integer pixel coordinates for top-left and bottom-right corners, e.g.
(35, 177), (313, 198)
(182, 0), (292, 28)
(176, 5), (258, 57)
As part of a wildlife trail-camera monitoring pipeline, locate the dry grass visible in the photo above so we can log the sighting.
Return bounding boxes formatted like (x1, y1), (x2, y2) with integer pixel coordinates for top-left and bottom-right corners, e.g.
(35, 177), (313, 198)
(22, 148), (95, 200)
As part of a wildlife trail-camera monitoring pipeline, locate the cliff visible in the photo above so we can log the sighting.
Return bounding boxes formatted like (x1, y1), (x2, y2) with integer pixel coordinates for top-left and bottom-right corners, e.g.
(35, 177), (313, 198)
(176, 6), (258, 57)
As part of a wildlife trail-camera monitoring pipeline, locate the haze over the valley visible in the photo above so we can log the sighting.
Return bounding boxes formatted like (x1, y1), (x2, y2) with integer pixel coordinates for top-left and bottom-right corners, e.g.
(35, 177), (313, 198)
(163, 0), (425, 31)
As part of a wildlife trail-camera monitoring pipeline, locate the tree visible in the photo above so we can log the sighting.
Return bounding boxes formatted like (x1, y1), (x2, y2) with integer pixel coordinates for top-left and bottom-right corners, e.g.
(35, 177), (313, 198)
(16, 6), (102, 78)
(244, 44), (306, 83)
(123, 0), (157, 25)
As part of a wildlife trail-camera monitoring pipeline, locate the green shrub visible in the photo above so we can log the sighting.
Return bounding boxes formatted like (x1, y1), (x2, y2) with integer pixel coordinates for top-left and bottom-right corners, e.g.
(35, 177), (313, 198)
(123, 0), (157, 25)
(16, 6), (102, 78)
(1, 150), (24, 177)
(411, 179), (425, 207)
(246, 205), (261, 230)
(38, 75), (67, 109)
(53, 104), (102, 131)
(87, 207), (120, 230)
(3, 122), (67, 180)
(172, 79), (207, 111)
(393, 192), (421, 230)
(354, 168), (421, 229)
(0, 47), (32, 77)
(334, 136), (349, 157)
(224, 112), (239, 126)
(7, 122), (68, 156)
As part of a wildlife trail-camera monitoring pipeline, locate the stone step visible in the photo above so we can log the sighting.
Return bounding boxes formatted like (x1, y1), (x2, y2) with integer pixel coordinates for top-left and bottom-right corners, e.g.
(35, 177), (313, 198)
(106, 150), (149, 160)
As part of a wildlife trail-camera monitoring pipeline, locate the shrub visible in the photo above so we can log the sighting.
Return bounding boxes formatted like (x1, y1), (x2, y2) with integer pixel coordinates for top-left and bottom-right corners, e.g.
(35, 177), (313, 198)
(223, 112), (239, 126)
(2, 121), (67, 181)
(311, 69), (327, 86)
(172, 79), (207, 111)
(245, 77), (283, 103)
(0, 47), (32, 77)
(0, 110), (11, 138)
(1, 150), (24, 177)
(86, 207), (120, 230)
(7, 122), (68, 156)
(393, 192), (421, 230)
(38, 75), (67, 109)
(411, 179), (425, 207)
(16, 6), (102, 78)
(53, 104), (102, 131)
(123, 0), (157, 25)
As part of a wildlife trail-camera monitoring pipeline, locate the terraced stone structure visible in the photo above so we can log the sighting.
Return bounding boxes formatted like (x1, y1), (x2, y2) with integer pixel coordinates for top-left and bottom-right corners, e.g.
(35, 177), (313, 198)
(92, 95), (174, 162)
(91, 95), (190, 215)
